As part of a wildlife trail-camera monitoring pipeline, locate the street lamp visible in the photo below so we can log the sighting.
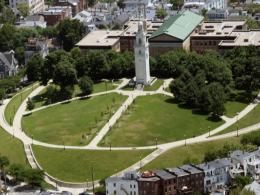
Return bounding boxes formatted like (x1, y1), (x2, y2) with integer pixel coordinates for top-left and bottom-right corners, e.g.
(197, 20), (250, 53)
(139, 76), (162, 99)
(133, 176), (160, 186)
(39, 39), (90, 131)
(109, 142), (111, 151)
(184, 134), (186, 146)
(208, 126), (211, 137)
(31, 135), (34, 145)
(155, 137), (158, 149)
(236, 112), (239, 137)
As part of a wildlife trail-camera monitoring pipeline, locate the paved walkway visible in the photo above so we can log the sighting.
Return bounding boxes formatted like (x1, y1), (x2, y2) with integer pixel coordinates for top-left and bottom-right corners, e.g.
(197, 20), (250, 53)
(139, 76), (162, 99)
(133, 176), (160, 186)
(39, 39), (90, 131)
(0, 78), (259, 194)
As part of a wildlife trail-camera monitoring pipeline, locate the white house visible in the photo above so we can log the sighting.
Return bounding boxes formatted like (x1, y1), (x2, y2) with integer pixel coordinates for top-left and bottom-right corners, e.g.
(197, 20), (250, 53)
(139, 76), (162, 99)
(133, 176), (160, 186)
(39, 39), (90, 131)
(0, 51), (18, 78)
(105, 171), (139, 195)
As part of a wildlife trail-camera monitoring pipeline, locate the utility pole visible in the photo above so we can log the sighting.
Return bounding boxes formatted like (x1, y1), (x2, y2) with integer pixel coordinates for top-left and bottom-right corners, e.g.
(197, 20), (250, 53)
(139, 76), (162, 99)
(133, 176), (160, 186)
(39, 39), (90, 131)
(91, 166), (95, 194)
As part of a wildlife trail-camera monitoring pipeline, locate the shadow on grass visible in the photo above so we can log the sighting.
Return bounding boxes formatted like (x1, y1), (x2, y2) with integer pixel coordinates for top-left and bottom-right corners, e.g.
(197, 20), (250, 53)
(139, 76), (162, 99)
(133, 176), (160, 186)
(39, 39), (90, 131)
(164, 97), (221, 122)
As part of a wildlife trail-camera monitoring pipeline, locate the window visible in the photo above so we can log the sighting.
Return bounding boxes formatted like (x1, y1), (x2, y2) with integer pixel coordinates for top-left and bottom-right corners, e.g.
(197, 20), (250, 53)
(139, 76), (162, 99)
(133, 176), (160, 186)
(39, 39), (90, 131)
(114, 183), (116, 187)
(139, 38), (142, 45)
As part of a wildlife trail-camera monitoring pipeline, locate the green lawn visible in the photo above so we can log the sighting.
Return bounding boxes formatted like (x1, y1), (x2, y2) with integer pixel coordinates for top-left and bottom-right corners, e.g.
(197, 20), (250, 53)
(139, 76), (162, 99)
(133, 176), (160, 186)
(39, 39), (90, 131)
(31, 81), (120, 109)
(100, 95), (223, 147)
(0, 127), (28, 167)
(224, 101), (248, 118)
(5, 84), (38, 125)
(32, 145), (152, 182)
(143, 79), (164, 91)
(93, 80), (120, 93)
(23, 93), (127, 146)
(217, 104), (260, 135)
(143, 136), (241, 170)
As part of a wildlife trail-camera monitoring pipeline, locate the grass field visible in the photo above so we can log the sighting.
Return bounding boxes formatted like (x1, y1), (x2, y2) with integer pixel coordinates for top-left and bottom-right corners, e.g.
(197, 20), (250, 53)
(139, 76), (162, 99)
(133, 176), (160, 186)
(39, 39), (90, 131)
(23, 93), (127, 146)
(32, 146), (152, 182)
(31, 81), (120, 109)
(217, 104), (260, 135)
(0, 127), (28, 167)
(143, 79), (164, 91)
(143, 136), (241, 170)
(224, 101), (248, 118)
(100, 95), (223, 147)
(5, 83), (38, 125)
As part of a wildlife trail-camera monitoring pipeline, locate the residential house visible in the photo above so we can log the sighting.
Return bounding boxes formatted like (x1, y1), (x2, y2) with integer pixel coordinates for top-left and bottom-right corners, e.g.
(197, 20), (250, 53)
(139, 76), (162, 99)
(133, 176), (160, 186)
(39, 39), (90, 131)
(149, 10), (204, 56)
(166, 167), (193, 194)
(138, 171), (161, 195)
(154, 169), (177, 195)
(54, 0), (86, 16)
(16, 15), (47, 28)
(197, 158), (242, 193)
(180, 164), (204, 194)
(0, 51), (18, 78)
(9, 0), (44, 14)
(24, 38), (49, 65)
(206, 9), (229, 20)
(106, 171), (139, 195)
(41, 6), (72, 26)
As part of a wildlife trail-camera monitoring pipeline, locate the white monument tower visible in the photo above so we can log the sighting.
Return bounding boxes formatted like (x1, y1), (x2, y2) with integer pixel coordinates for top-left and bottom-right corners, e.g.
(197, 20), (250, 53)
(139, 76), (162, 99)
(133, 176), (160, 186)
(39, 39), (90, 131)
(134, 21), (151, 86)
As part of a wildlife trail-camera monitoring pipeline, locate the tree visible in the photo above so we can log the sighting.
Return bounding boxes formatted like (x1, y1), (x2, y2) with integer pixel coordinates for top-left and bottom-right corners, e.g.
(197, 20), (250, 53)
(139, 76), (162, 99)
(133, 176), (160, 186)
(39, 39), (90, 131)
(15, 47), (25, 65)
(117, 0), (125, 11)
(23, 169), (44, 187)
(17, 3), (30, 17)
(87, 0), (95, 7)
(53, 59), (77, 89)
(156, 8), (167, 20)
(234, 175), (253, 187)
(41, 50), (71, 85)
(79, 76), (93, 95)
(0, 88), (6, 103)
(0, 155), (10, 190)
(0, 7), (16, 24)
(26, 54), (44, 82)
(0, 0), (4, 12)
(0, 23), (15, 51)
(230, 188), (256, 195)
(45, 85), (57, 104)
(8, 164), (25, 182)
(57, 19), (86, 51)
(27, 98), (35, 111)
(207, 82), (226, 117)
(169, 0), (183, 10)
(60, 85), (74, 99)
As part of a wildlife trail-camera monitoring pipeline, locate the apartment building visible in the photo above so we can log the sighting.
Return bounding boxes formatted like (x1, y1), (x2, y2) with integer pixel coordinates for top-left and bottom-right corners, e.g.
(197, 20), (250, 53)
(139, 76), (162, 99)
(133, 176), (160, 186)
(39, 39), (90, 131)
(138, 171), (161, 195)
(9, 0), (45, 14)
(41, 6), (72, 26)
(54, 0), (85, 16)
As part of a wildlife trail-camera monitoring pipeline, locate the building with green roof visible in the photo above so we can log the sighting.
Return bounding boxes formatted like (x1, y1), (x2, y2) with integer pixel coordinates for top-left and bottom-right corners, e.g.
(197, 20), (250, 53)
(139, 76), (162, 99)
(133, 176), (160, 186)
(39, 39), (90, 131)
(149, 10), (204, 56)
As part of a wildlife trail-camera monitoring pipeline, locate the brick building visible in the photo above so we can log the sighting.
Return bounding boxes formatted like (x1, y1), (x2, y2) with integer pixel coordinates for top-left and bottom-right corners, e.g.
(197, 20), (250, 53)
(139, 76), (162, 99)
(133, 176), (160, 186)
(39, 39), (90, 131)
(149, 10), (204, 56)
(54, 0), (86, 16)
(190, 20), (247, 53)
(154, 170), (177, 195)
(138, 171), (161, 195)
(41, 6), (72, 26)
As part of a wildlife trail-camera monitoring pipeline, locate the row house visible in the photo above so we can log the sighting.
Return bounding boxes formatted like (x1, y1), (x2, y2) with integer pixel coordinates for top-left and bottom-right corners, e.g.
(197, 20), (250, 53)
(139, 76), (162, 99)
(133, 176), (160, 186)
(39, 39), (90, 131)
(106, 171), (139, 195)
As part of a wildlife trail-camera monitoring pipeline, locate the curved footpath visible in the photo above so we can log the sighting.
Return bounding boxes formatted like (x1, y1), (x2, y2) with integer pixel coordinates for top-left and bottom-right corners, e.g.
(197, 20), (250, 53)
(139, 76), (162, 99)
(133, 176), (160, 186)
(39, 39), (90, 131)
(0, 79), (259, 194)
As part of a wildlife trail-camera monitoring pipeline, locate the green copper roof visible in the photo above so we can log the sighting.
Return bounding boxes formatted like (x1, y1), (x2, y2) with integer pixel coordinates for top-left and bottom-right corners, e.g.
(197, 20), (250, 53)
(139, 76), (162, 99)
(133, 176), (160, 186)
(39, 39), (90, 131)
(150, 10), (204, 41)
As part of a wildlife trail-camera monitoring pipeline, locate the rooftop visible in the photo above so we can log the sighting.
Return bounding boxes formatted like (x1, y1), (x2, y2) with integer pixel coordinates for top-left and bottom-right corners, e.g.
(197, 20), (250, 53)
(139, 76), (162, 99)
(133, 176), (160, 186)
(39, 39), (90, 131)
(150, 10), (204, 40)
(192, 20), (246, 37)
(166, 167), (189, 177)
(154, 169), (176, 180)
(122, 20), (163, 37)
(219, 30), (260, 47)
(180, 164), (202, 174)
(197, 158), (233, 171)
(76, 30), (123, 47)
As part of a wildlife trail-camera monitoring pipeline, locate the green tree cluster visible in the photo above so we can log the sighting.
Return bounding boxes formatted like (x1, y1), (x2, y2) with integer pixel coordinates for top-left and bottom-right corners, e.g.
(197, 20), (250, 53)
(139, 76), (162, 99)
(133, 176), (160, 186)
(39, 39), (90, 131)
(241, 131), (260, 146)
(224, 46), (260, 96)
(0, 154), (44, 191)
(167, 51), (232, 117)
(56, 19), (86, 51)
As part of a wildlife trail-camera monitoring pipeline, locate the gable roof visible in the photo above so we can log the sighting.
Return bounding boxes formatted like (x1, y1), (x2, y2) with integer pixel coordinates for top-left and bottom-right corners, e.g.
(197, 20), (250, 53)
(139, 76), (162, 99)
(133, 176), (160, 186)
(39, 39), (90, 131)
(150, 10), (204, 41)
